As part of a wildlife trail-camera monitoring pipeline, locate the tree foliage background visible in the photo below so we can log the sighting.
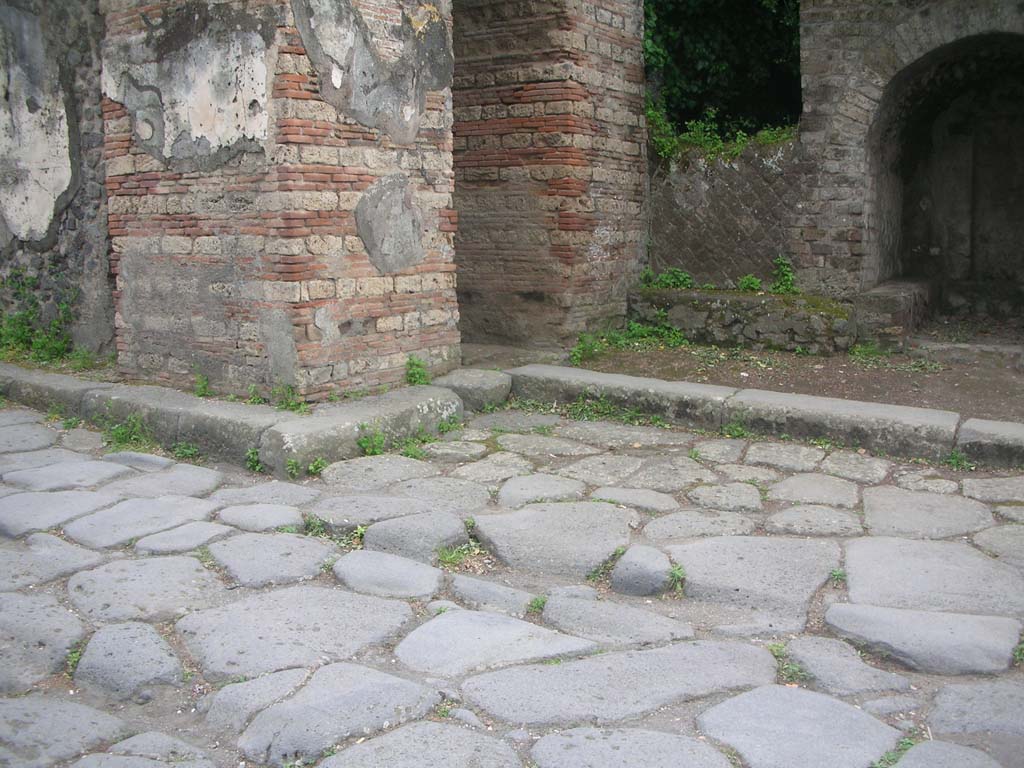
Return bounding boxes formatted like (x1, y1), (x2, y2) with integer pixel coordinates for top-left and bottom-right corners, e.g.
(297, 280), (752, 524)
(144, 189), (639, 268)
(644, 0), (802, 138)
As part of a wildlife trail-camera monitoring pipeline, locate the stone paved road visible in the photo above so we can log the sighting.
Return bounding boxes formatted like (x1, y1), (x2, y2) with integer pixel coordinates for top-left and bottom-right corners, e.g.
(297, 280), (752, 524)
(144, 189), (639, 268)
(1, 404), (1022, 768)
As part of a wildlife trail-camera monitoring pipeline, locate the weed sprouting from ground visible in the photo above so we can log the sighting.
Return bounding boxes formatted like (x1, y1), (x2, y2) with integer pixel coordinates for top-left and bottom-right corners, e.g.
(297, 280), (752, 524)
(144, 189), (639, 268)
(721, 420), (752, 439)
(245, 447), (265, 473)
(285, 458), (302, 479)
(872, 738), (918, 768)
(587, 546), (627, 583)
(406, 356), (431, 385)
(65, 640), (85, 677)
(829, 568), (847, 587)
(356, 424), (387, 456)
(667, 563), (686, 596)
(944, 449), (977, 472)
(527, 595), (548, 614)
(307, 457), (328, 476)
(103, 413), (157, 452)
(766, 643), (811, 684)
(172, 442), (202, 462)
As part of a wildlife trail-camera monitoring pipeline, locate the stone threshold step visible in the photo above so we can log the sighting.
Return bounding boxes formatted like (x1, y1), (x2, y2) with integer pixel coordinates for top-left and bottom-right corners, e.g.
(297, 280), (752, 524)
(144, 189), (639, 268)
(506, 364), (1024, 467)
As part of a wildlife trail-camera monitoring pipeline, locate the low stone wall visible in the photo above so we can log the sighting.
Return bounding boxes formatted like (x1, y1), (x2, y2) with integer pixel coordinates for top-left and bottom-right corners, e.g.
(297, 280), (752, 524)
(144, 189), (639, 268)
(630, 289), (857, 354)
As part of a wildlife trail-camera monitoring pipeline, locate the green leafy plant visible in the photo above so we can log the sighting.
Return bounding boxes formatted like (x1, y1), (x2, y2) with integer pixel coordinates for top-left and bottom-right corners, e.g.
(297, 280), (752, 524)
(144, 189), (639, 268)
(944, 449), (977, 472)
(62, 416), (82, 430)
(1013, 640), (1024, 666)
(193, 369), (211, 398)
(405, 355), (430, 385)
(245, 447), (265, 473)
(303, 515), (328, 538)
(722, 420), (752, 439)
(668, 563), (686, 595)
(356, 424), (387, 456)
(872, 738), (918, 768)
(65, 640), (86, 677)
(829, 568), (847, 587)
(68, 347), (100, 371)
(172, 442), (201, 461)
(527, 595), (548, 614)
(437, 542), (487, 570)
(307, 457), (328, 476)
(339, 525), (367, 549)
(767, 643), (811, 684)
(285, 458), (302, 479)
(736, 274), (762, 292)
(103, 413), (155, 452)
(400, 440), (427, 460)
(688, 448), (702, 461)
(587, 546), (627, 583)
(768, 255), (798, 294)
(438, 416), (462, 434)
(271, 384), (310, 414)
(848, 341), (888, 363)
(246, 384), (268, 405)
(642, 266), (694, 290)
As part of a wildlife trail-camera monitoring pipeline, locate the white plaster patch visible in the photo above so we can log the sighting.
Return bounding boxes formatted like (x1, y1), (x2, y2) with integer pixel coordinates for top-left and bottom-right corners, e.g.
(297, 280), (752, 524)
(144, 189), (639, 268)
(0, 8), (73, 243)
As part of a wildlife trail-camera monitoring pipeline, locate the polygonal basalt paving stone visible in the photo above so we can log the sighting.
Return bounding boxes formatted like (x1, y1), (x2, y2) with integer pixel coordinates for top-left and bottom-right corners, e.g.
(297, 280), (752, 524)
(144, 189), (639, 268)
(217, 503), (303, 532)
(973, 524), (1024, 571)
(862, 487), (993, 538)
(929, 681), (1024, 765)
(0, 533), (104, 590)
(450, 451), (534, 486)
(556, 421), (694, 449)
(177, 585), (411, 681)
(820, 451), (892, 484)
(556, 454), (645, 486)
(625, 457), (717, 492)
(201, 668), (310, 734)
(963, 475), (1024, 503)
(0, 592), (86, 693)
(332, 549), (443, 599)
(896, 470), (959, 494)
(542, 595), (694, 647)
(395, 609), (595, 676)
(532, 727), (731, 768)
(101, 464), (223, 499)
(844, 537), (1024, 616)
(209, 480), (321, 506)
(691, 438), (747, 464)
(134, 521), (234, 554)
(238, 663), (439, 767)
(320, 721), (521, 768)
(462, 640), (775, 726)
(321, 455), (439, 491)
(897, 741), (1004, 768)
(68, 556), (221, 622)
(784, 636), (910, 697)
(470, 411), (562, 432)
(107, 731), (211, 763)
(75, 622), (182, 700)
(0, 447), (85, 475)
(422, 440), (488, 462)
(0, 490), (120, 537)
(4, 460), (134, 492)
(0, 696), (129, 768)
(765, 505), (863, 536)
(208, 532), (335, 587)
(609, 544), (671, 595)
(64, 496), (219, 548)
(496, 433), (601, 457)
(717, 464), (780, 484)
(0, 409), (41, 427)
(666, 536), (840, 634)
(825, 603), (1022, 675)
(997, 504), (1024, 523)
(61, 429), (104, 453)
(696, 685), (900, 768)
(498, 473), (586, 508)
(688, 482), (762, 512)
(311, 495), (432, 532)
(0, 422), (57, 453)
(591, 486), (679, 514)
(473, 502), (641, 579)
(643, 509), (756, 541)
(745, 442), (825, 472)
(388, 476), (492, 516)
(363, 511), (468, 563)
(767, 473), (859, 508)
(451, 574), (535, 617)
(102, 451), (176, 472)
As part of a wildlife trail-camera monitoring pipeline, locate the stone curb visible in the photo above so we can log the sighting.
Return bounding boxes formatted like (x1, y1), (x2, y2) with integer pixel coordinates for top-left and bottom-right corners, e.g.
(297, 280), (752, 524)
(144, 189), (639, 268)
(506, 364), (1024, 467)
(0, 363), (465, 477)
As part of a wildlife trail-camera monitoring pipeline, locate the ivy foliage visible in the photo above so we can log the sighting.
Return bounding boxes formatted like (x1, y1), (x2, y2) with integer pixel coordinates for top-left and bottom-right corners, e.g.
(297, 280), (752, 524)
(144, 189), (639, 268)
(644, 0), (801, 153)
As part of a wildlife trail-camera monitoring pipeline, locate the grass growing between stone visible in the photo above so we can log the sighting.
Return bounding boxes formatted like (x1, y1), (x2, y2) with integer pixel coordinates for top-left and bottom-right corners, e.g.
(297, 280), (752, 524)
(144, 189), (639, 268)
(766, 643), (811, 685)
(527, 596), (547, 614)
(587, 546), (627, 584)
(507, 394), (670, 429)
(871, 738), (918, 768)
(667, 564), (686, 596)
(64, 639), (86, 677)
(101, 413), (159, 453)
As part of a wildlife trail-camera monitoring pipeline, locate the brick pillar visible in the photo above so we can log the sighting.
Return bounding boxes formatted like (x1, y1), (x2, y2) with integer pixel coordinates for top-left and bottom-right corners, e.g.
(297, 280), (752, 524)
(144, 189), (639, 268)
(101, 0), (460, 397)
(453, 0), (645, 344)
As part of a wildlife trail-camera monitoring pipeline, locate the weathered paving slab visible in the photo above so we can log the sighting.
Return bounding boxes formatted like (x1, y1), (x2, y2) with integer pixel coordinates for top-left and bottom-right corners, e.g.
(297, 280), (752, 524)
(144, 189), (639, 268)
(61, 429), (103, 453)
(434, 368), (512, 411)
(826, 603), (1023, 675)
(691, 438), (746, 463)
(974, 524), (1024, 571)
(896, 470), (959, 494)
(897, 740), (1004, 768)
(591, 486), (679, 514)
(363, 510), (467, 563)
(609, 544), (671, 595)
(103, 452), (175, 472)
(217, 503), (303, 532)
(311, 494), (432, 531)
(333, 549), (443, 599)
(69, 556), (222, 622)
(422, 440), (488, 462)
(0, 696), (128, 768)
(177, 585), (412, 681)
(496, 433), (601, 457)
(134, 521), (234, 554)
(557, 420), (694, 449)
(4, 460), (133, 492)
(0, 532), (104, 590)
(0, 422), (56, 453)
(625, 457), (717, 492)
(462, 641), (775, 725)
(820, 450), (892, 483)
(845, 537), (1024, 616)
(451, 574), (535, 617)
(697, 685), (900, 768)
(473, 502), (641, 578)
(667, 536), (840, 633)
(209, 481), (320, 507)
(469, 411), (562, 432)
(542, 595), (694, 647)
(0, 493), (117, 536)
(388, 476), (492, 516)
(0, 592), (85, 693)
(75, 622), (182, 700)
(395, 609), (595, 676)
(745, 442), (824, 472)
(963, 475), (1024, 503)
(319, 721), (521, 768)
(556, 454), (646, 485)
(767, 473), (859, 507)
(929, 681), (1024, 762)
(957, 418), (1024, 468)
(0, 409), (41, 427)
(996, 504), (1024, 523)
(238, 663), (439, 767)
(201, 669), (310, 734)
(450, 451), (534, 486)
(209, 532), (335, 587)
(100, 464), (223, 499)
(107, 731), (212, 763)
(862, 486), (993, 538)
(0, 447), (86, 475)
(765, 505), (863, 536)
(531, 727), (731, 768)
(643, 509), (756, 540)
(64, 496), (219, 548)
(498, 473), (586, 508)
(784, 636), (910, 697)
(321, 454), (439, 491)
(688, 482), (762, 511)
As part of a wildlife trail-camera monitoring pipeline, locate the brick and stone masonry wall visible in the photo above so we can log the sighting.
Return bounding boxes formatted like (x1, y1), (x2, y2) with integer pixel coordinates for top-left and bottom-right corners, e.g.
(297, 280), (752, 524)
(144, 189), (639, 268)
(100, 0), (460, 397)
(452, 0), (645, 344)
(0, 0), (114, 353)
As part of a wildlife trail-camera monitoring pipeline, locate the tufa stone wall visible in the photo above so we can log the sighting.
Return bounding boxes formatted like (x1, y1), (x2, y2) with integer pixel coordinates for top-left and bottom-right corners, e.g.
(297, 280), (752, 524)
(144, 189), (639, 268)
(0, 0), (114, 353)
(452, 0), (646, 345)
(101, 0), (460, 397)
